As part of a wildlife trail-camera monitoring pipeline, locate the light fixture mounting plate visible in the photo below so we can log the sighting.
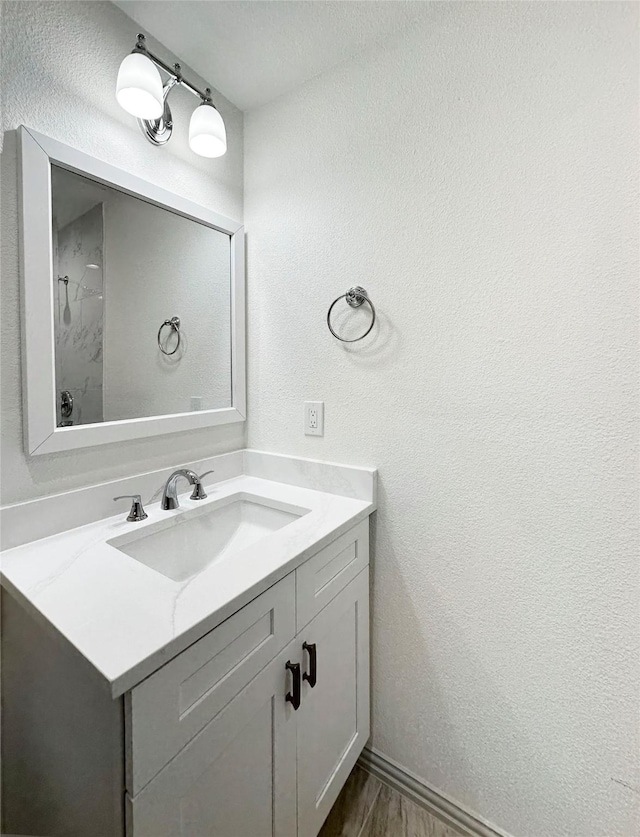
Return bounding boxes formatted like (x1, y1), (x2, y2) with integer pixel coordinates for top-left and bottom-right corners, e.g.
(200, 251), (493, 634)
(137, 78), (176, 146)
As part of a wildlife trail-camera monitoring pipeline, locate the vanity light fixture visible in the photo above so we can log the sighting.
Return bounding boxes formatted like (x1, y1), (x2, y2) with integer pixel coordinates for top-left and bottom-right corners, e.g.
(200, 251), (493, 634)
(115, 51), (163, 120)
(116, 34), (227, 157)
(189, 100), (227, 158)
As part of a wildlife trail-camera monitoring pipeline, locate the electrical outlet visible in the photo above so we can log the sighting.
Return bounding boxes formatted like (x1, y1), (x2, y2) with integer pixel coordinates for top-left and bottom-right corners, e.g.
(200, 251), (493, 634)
(304, 401), (324, 436)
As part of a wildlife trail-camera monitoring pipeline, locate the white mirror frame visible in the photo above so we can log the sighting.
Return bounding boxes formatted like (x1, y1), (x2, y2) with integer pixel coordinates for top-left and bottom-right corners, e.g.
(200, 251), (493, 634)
(18, 126), (246, 456)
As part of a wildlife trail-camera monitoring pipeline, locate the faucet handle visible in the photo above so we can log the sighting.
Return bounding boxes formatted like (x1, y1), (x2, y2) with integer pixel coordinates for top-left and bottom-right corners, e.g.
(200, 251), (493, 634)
(114, 494), (148, 522)
(190, 470), (214, 501)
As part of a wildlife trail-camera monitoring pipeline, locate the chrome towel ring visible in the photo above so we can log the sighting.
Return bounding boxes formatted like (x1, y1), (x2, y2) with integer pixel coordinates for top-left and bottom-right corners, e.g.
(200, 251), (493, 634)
(327, 286), (376, 343)
(157, 316), (181, 355)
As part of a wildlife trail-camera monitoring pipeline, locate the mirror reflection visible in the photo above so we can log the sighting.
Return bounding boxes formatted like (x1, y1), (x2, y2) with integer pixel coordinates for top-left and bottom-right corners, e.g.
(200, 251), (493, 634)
(51, 165), (232, 427)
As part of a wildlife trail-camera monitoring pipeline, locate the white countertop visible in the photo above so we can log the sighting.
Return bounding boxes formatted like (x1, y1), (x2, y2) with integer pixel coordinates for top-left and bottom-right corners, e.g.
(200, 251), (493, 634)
(0, 475), (373, 697)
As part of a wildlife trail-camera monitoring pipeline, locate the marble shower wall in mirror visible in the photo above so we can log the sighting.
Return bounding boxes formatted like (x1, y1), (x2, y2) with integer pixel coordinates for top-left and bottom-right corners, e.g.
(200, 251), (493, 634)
(50, 166), (232, 427)
(53, 192), (104, 426)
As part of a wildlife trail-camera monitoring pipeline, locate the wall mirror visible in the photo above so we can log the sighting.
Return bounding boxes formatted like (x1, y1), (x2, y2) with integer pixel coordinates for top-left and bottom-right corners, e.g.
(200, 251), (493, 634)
(19, 126), (245, 455)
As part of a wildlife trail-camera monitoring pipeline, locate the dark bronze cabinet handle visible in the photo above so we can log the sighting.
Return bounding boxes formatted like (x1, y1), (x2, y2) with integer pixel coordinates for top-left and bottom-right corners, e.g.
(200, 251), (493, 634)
(285, 661), (301, 710)
(302, 642), (317, 688)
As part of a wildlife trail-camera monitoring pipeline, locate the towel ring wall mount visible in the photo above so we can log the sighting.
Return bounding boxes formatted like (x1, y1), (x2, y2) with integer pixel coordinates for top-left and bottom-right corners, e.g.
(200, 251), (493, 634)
(327, 286), (376, 342)
(157, 316), (181, 355)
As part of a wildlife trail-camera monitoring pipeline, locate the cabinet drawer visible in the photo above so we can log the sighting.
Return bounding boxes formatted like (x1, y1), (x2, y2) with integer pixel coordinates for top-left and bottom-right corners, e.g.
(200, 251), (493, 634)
(295, 518), (369, 632)
(125, 573), (295, 795)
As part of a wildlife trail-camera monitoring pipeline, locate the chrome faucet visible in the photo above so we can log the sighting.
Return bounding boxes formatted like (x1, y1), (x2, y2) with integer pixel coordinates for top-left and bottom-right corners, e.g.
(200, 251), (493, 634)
(161, 469), (213, 510)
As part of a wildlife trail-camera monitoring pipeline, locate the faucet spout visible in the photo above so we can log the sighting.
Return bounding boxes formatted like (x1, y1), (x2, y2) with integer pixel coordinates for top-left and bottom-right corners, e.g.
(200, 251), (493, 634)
(161, 469), (201, 510)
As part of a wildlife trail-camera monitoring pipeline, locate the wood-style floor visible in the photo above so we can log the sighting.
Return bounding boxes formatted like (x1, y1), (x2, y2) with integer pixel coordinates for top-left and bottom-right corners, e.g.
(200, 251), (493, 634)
(319, 766), (465, 837)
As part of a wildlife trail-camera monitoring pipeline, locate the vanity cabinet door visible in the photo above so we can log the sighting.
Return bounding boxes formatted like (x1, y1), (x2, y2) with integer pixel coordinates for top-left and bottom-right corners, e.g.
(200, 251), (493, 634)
(126, 641), (298, 837)
(296, 568), (370, 837)
(126, 573), (295, 795)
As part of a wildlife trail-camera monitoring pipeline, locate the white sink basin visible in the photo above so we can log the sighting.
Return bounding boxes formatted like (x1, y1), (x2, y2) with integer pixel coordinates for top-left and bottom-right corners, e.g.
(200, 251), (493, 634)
(109, 494), (308, 582)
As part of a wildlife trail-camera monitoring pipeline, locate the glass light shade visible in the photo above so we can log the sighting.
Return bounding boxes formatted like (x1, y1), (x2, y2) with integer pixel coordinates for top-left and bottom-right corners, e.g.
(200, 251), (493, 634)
(189, 103), (227, 157)
(116, 53), (163, 120)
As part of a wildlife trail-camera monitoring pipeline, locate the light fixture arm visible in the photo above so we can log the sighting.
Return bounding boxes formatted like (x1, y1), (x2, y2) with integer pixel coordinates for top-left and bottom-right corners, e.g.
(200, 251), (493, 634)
(136, 74), (177, 146)
(133, 34), (216, 107)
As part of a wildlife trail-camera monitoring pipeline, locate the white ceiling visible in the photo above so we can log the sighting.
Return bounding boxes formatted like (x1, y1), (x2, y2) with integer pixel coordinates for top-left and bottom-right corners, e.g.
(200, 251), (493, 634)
(112, 1), (428, 111)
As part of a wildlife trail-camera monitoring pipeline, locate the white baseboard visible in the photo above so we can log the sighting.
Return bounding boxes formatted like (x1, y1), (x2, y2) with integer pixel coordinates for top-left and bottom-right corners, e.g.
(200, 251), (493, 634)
(358, 747), (513, 837)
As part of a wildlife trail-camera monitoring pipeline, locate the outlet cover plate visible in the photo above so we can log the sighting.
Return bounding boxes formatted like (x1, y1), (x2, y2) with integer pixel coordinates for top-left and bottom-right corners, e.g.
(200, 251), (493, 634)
(304, 401), (324, 436)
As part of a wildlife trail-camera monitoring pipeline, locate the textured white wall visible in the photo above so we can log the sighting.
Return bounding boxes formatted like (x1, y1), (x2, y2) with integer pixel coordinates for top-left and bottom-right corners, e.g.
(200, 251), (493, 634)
(245, 3), (639, 836)
(0, 0), (245, 504)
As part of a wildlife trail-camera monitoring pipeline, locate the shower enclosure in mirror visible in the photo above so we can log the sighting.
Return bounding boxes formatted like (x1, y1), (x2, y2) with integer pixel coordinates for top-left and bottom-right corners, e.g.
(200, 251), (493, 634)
(19, 126), (245, 455)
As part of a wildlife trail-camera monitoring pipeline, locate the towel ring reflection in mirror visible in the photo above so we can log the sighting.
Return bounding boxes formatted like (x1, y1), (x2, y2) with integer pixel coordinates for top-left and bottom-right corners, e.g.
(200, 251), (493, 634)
(157, 316), (181, 356)
(327, 286), (376, 342)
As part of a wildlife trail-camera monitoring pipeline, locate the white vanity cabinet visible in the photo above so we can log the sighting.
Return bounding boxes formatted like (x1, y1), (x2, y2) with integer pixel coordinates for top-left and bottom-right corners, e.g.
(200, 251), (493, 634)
(126, 568), (369, 837)
(125, 518), (370, 837)
(0, 517), (370, 837)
